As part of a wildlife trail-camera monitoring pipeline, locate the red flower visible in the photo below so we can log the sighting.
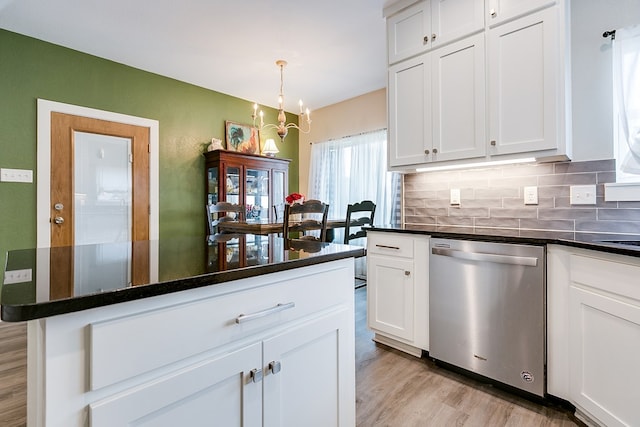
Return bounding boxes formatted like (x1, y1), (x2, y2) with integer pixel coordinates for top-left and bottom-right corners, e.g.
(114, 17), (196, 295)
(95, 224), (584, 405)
(285, 193), (304, 204)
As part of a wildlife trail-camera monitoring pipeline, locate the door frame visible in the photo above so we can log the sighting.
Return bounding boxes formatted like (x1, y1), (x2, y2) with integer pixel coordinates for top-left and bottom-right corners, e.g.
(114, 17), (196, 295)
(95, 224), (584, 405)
(36, 99), (159, 285)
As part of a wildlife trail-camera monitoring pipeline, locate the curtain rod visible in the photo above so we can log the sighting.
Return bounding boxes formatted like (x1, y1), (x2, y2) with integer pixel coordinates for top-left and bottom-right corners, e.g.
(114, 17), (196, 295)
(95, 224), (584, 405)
(603, 30), (616, 40)
(310, 128), (387, 145)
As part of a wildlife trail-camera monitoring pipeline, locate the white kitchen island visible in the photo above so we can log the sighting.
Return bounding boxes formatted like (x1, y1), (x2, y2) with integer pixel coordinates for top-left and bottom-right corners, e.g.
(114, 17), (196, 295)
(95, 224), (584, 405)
(1, 235), (361, 426)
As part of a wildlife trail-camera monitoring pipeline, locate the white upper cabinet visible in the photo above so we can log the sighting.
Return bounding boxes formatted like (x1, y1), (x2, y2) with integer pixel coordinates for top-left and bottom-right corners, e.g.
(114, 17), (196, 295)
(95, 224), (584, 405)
(432, 0), (485, 48)
(388, 53), (431, 166)
(387, 1), (432, 64)
(488, 0), (556, 26)
(431, 33), (486, 162)
(488, 7), (559, 156)
(387, 0), (484, 64)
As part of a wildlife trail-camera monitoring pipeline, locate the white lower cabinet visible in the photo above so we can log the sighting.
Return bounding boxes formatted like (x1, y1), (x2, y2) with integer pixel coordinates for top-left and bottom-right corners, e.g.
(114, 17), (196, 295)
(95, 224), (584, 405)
(366, 232), (429, 356)
(28, 259), (356, 427)
(547, 245), (640, 427)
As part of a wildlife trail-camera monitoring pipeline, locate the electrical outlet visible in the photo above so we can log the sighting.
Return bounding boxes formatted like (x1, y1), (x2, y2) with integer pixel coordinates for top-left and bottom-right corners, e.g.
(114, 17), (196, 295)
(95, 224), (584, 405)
(0, 168), (33, 183)
(4, 268), (33, 284)
(524, 186), (538, 205)
(570, 185), (597, 205)
(450, 188), (461, 205)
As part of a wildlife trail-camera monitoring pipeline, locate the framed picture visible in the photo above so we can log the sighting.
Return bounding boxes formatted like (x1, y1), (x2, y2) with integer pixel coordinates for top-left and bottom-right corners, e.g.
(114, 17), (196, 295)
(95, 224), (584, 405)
(225, 121), (260, 154)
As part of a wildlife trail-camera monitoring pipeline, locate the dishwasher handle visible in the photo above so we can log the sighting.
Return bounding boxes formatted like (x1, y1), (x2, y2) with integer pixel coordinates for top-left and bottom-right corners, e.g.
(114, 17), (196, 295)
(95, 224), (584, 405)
(431, 247), (538, 267)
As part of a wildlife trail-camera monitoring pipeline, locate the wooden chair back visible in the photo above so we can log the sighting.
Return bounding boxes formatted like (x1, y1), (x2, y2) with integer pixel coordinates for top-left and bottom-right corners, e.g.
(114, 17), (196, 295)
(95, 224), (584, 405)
(206, 202), (245, 235)
(283, 199), (329, 241)
(344, 200), (376, 244)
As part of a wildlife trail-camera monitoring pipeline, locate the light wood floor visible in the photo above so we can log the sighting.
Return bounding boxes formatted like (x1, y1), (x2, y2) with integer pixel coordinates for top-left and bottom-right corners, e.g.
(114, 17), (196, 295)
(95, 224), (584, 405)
(0, 287), (582, 427)
(0, 321), (27, 427)
(355, 286), (582, 427)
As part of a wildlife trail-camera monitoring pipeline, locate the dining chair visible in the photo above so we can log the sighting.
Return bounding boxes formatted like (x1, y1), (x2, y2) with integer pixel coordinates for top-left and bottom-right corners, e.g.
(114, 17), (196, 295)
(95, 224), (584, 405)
(344, 200), (376, 244)
(283, 199), (329, 241)
(206, 202), (245, 235)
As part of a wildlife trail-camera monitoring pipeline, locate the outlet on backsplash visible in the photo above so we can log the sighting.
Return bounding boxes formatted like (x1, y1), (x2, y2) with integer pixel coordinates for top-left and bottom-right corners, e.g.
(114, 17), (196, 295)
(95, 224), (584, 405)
(450, 188), (460, 205)
(524, 186), (538, 205)
(570, 185), (597, 205)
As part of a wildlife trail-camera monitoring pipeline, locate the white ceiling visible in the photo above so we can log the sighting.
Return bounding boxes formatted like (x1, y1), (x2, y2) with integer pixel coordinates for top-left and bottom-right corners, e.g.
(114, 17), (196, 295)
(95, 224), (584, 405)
(0, 0), (388, 113)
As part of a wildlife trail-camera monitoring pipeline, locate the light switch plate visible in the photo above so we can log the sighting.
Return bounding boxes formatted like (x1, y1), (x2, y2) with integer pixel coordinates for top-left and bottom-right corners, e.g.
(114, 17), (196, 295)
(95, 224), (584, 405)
(524, 186), (538, 205)
(4, 269), (33, 284)
(450, 188), (460, 205)
(0, 168), (33, 183)
(570, 185), (597, 205)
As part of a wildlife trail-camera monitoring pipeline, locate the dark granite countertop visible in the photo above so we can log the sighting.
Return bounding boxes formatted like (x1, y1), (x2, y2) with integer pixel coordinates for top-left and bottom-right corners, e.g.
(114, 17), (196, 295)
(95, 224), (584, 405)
(1, 234), (365, 322)
(368, 225), (640, 258)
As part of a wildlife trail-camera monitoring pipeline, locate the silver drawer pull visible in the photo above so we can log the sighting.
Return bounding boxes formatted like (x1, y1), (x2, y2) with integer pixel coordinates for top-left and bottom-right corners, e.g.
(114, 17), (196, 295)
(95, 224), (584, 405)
(235, 302), (295, 324)
(375, 244), (400, 250)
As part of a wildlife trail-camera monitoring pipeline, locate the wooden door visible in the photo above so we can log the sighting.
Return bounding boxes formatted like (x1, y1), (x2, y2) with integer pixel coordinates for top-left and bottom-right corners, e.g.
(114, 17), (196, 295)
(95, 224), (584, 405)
(49, 112), (150, 297)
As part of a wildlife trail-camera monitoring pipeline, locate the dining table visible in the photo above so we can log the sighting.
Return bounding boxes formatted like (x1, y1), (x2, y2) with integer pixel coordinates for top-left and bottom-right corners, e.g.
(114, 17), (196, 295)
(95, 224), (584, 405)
(217, 218), (347, 241)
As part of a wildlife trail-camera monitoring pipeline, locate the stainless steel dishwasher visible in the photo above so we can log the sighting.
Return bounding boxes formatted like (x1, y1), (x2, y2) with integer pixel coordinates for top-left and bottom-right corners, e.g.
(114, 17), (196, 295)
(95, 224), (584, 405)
(429, 238), (545, 397)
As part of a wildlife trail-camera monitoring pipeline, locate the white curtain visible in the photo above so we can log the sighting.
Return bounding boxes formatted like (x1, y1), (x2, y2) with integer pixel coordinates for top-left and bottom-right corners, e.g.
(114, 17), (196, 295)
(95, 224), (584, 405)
(308, 129), (400, 242)
(613, 24), (640, 179)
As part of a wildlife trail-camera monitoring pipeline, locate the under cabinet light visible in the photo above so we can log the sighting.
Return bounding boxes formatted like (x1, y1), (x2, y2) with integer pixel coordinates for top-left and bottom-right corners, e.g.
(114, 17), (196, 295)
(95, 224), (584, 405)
(415, 157), (536, 173)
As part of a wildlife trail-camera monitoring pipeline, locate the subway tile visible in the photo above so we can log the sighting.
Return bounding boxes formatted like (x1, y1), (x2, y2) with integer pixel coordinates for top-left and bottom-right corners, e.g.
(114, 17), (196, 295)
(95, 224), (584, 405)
(458, 168), (504, 181)
(448, 207), (489, 218)
(554, 159), (615, 174)
(422, 208), (449, 217)
(454, 179), (490, 189)
(438, 216), (474, 226)
(538, 172), (597, 186)
(520, 219), (575, 231)
(538, 185), (570, 198)
(474, 217), (520, 228)
(403, 199), (426, 208)
(404, 190), (439, 200)
(574, 232), (640, 242)
(519, 229), (575, 240)
(489, 176), (538, 188)
(462, 198), (503, 208)
(576, 220), (640, 234)
(490, 208), (538, 219)
(597, 171), (617, 184)
(404, 215), (437, 225)
(618, 201), (640, 208)
(538, 208), (597, 220)
(475, 187), (519, 199)
(597, 209), (640, 221)
(554, 196), (616, 208)
(503, 197), (554, 209)
(473, 227), (520, 237)
(425, 199), (454, 208)
(501, 163), (554, 177)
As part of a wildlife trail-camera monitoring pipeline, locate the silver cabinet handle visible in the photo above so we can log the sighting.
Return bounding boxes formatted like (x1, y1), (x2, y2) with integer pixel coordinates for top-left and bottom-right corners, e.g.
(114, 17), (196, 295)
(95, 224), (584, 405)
(235, 302), (295, 324)
(431, 247), (538, 266)
(375, 244), (400, 250)
(423, 35), (429, 44)
(490, 8), (497, 17)
(269, 361), (281, 375)
(431, 33), (437, 41)
(250, 368), (263, 383)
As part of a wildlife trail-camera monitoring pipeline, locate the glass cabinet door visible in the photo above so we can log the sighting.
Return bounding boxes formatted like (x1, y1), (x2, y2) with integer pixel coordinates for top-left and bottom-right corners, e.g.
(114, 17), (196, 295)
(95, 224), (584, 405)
(245, 168), (269, 221)
(225, 166), (241, 205)
(207, 166), (219, 205)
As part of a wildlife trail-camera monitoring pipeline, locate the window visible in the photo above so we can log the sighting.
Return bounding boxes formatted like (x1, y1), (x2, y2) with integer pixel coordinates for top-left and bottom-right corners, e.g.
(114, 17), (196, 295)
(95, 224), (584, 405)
(308, 129), (401, 243)
(613, 24), (640, 183)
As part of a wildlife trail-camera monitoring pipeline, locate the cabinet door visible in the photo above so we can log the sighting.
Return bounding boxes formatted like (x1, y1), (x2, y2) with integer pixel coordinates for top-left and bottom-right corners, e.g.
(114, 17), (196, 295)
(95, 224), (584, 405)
(387, 0), (431, 64)
(89, 343), (263, 427)
(488, 0), (555, 26)
(569, 286), (640, 427)
(432, 33), (486, 162)
(367, 254), (415, 341)
(488, 7), (558, 156)
(388, 53), (431, 167)
(263, 308), (355, 427)
(432, 0), (484, 47)
(223, 164), (243, 205)
(246, 167), (269, 220)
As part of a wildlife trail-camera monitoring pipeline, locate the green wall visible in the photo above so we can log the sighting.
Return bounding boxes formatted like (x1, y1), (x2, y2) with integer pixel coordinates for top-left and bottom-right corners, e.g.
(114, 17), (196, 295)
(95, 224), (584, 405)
(0, 29), (299, 271)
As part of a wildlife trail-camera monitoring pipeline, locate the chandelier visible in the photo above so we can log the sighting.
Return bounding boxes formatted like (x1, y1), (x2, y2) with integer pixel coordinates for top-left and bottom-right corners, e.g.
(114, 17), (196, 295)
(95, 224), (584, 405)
(252, 60), (311, 142)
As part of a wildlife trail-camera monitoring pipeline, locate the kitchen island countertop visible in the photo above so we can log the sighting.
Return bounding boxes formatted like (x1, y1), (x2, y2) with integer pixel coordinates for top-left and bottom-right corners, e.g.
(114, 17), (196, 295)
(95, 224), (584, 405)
(1, 234), (364, 322)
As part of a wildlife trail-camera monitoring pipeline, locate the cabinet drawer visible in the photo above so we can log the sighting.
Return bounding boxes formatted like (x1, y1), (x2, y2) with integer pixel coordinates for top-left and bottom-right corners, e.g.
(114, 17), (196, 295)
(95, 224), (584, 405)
(89, 261), (352, 391)
(367, 233), (415, 258)
(570, 254), (640, 303)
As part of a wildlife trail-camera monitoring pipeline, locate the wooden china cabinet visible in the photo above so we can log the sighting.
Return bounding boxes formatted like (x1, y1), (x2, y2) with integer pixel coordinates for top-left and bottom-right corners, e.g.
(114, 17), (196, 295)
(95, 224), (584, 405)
(204, 150), (290, 224)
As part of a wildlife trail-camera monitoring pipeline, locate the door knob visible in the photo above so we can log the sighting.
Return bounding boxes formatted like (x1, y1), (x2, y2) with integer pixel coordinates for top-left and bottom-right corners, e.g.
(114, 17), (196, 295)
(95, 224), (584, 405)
(424, 149), (430, 155)
(54, 216), (64, 225)
(490, 8), (497, 17)
(423, 35), (429, 44)
(431, 33), (437, 41)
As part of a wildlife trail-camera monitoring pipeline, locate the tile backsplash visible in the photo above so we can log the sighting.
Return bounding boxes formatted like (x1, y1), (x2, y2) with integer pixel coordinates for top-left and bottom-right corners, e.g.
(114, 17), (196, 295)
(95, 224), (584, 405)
(403, 159), (640, 241)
